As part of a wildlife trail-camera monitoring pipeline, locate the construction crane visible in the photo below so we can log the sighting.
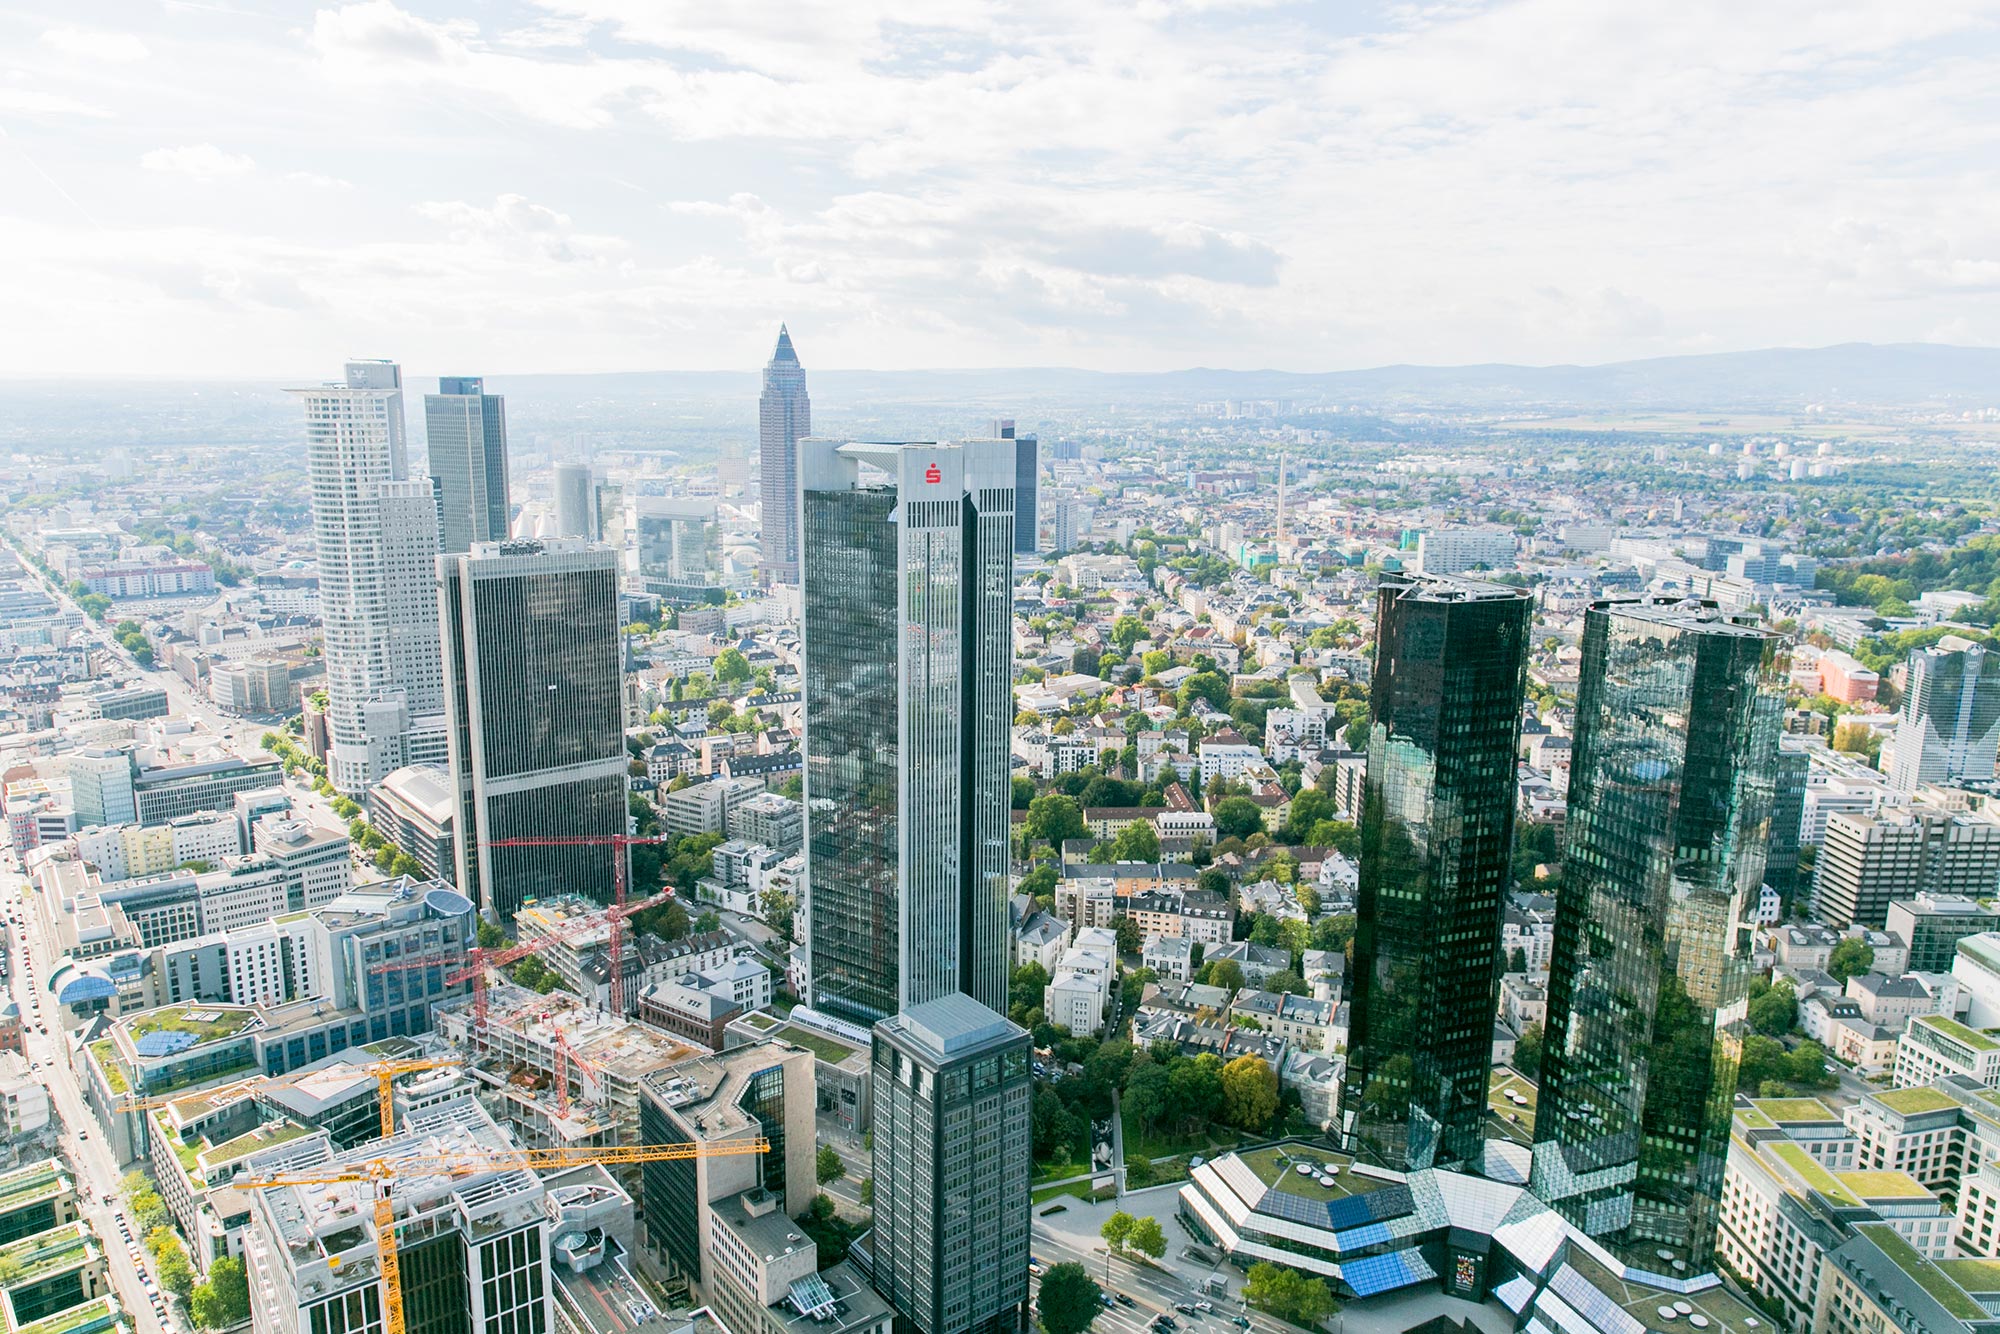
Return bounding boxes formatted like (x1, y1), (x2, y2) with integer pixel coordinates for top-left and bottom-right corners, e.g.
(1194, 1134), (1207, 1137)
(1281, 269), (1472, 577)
(244, 1137), (767, 1334)
(372, 889), (670, 1031)
(481, 833), (672, 1014)
(115, 1057), (464, 1140)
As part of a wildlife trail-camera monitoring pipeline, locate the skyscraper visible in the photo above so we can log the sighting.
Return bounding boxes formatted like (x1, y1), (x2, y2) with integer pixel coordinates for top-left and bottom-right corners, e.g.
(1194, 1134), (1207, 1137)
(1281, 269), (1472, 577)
(868, 995), (1032, 1334)
(799, 438), (1014, 1026)
(630, 497), (722, 604)
(991, 419), (1039, 555)
(552, 462), (597, 540)
(1887, 636), (2000, 793)
(438, 538), (626, 920)
(1532, 595), (1779, 1274)
(758, 326), (809, 584)
(293, 360), (448, 795)
(425, 376), (511, 554)
(1340, 575), (1530, 1171)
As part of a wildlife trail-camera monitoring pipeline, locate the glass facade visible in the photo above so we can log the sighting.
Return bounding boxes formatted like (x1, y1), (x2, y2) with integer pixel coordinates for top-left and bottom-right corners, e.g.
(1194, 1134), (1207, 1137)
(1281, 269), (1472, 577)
(441, 545), (627, 919)
(1012, 434), (1038, 554)
(801, 445), (1014, 1027)
(1342, 576), (1530, 1171)
(759, 327), (810, 582)
(401, 1232), (470, 1334)
(638, 1094), (701, 1278)
(1531, 597), (1779, 1273)
(1765, 744), (1808, 902)
(425, 379), (511, 555)
(803, 486), (902, 1026)
(736, 1064), (787, 1194)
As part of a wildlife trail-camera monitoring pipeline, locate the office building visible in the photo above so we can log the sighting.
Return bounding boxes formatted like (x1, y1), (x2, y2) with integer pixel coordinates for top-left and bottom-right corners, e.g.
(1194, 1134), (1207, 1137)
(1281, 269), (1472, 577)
(552, 462), (597, 540)
(1532, 596), (1780, 1272)
(244, 1095), (549, 1334)
(1414, 526), (1516, 577)
(292, 360), (448, 794)
(1812, 807), (2000, 930)
(425, 376), (511, 554)
(367, 764), (457, 883)
(993, 419), (1039, 556)
(439, 539), (626, 919)
(758, 326), (810, 584)
(1886, 895), (2000, 975)
(1887, 637), (2000, 793)
(799, 439), (1013, 1027)
(631, 497), (723, 604)
(131, 753), (283, 824)
(66, 748), (134, 829)
(1341, 575), (1531, 1171)
(867, 995), (1031, 1334)
(1766, 741), (1810, 903)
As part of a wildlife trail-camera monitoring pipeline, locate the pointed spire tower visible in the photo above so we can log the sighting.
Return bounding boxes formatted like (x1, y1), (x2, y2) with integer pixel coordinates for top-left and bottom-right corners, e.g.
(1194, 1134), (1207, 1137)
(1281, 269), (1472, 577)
(759, 324), (810, 584)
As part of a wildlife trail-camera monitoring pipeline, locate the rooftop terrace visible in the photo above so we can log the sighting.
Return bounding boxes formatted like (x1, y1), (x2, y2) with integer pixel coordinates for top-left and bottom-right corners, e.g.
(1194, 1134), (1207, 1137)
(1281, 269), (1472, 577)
(1237, 1144), (1389, 1201)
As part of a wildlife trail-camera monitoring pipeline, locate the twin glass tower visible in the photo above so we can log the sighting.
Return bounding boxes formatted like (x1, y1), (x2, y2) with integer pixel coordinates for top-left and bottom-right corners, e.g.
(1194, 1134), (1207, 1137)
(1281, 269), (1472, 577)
(1342, 585), (1779, 1274)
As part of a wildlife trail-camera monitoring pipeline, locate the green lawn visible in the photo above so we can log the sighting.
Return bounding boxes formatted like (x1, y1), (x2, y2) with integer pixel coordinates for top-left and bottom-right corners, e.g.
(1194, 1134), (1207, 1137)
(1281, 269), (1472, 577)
(128, 1005), (256, 1045)
(776, 1025), (862, 1064)
(1033, 1179), (1115, 1206)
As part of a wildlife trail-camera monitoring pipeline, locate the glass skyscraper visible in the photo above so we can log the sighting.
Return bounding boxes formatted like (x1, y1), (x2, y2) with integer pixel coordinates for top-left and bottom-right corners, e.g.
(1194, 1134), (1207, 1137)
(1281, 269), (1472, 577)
(425, 376), (511, 555)
(438, 538), (626, 921)
(799, 439), (1014, 1028)
(1340, 575), (1530, 1171)
(758, 326), (809, 584)
(1532, 595), (1780, 1274)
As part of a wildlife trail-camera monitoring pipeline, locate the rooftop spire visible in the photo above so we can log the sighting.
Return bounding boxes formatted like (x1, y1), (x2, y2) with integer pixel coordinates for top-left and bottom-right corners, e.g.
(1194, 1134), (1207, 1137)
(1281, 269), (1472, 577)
(771, 324), (798, 365)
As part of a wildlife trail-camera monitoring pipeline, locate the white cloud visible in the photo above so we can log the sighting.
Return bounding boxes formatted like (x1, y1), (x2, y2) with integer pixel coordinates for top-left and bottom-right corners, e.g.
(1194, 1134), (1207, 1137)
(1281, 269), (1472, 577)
(139, 144), (256, 180)
(40, 27), (150, 62)
(0, 87), (112, 119)
(413, 193), (624, 262)
(286, 171), (354, 190)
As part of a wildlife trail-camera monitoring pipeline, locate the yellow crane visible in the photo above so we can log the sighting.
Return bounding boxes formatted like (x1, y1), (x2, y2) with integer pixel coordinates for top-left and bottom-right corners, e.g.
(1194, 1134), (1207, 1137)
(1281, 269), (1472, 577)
(115, 1057), (464, 1140)
(243, 1137), (768, 1334)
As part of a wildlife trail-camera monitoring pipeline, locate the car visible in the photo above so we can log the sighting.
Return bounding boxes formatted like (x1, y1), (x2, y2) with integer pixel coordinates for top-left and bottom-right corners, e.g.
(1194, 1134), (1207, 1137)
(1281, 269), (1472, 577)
(1100, 1294), (1116, 1310)
(1115, 1294), (1136, 1308)
(1230, 1318), (1251, 1329)
(1154, 1319), (1177, 1332)
(1176, 1305), (1200, 1315)
(1028, 1263), (1046, 1278)
(76, 1129), (86, 1140)
(1194, 1302), (1214, 1313)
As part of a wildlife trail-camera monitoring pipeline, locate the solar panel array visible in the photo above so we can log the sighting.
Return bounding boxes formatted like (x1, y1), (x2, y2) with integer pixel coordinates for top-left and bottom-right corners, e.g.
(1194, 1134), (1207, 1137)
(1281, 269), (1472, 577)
(1549, 1264), (1649, 1334)
(1340, 1248), (1435, 1297)
(133, 1029), (198, 1057)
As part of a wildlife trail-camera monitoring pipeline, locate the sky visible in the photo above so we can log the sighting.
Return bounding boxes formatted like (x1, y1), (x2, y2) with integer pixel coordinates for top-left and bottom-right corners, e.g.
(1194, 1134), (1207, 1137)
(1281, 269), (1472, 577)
(4, 0), (2000, 378)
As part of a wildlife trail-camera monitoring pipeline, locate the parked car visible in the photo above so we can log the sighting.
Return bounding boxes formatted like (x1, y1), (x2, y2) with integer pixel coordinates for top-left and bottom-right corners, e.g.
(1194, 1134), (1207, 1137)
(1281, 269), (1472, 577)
(1115, 1295), (1136, 1308)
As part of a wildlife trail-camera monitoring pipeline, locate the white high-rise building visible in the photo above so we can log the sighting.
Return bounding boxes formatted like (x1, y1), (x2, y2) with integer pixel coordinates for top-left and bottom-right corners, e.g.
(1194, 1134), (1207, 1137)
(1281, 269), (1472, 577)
(292, 360), (448, 795)
(1888, 636), (2000, 793)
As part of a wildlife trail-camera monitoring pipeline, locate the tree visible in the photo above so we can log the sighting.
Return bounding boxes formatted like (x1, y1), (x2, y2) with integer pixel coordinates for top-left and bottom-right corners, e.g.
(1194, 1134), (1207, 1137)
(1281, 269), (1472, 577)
(713, 648), (753, 683)
(816, 1145), (846, 1184)
(1032, 1085), (1080, 1162)
(1177, 671), (1230, 713)
(1019, 863), (1060, 902)
(1110, 915), (1143, 955)
(1220, 1054), (1280, 1132)
(1037, 1263), (1102, 1334)
(1128, 1216), (1167, 1260)
(1749, 981), (1798, 1036)
(1111, 615), (1146, 653)
(190, 1255), (251, 1329)
(1827, 938), (1876, 984)
(1012, 962), (1052, 1016)
(1026, 794), (1087, 849)
(1101, 1210), (1135, 1253)
(1513, 1022), (1543, 1077)
(1244, 1263), (1334, 1326)
(1507, 947), (1529, 974)
(1013, 776), (1036, 810)
(1205, 960), (1245, 994)
(1213, 797), (1265, 841)
(1102, 821), (1161, 864)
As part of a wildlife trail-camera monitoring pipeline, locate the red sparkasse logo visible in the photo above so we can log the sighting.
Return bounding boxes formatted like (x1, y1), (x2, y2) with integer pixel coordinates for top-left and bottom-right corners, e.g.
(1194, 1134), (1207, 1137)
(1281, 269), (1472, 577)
(924, 463), (942, 484)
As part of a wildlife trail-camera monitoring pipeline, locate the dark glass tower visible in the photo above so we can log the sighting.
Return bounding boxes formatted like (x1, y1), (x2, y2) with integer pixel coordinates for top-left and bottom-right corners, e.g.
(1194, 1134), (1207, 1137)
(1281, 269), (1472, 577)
(1339, 575), (1530, 1171)
(992, 419), (1039, 554)
(438, 538), (626, 920)
(758, 326), (810, 584)
(1531, 596), (1779, 1275)
(799, 439), (1014, 1028)
(425, 376), (511, 554)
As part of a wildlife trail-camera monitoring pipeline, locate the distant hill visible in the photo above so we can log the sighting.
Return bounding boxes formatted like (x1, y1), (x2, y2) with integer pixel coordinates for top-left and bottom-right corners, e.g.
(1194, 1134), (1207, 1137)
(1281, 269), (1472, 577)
(3, 343), (1997, 454)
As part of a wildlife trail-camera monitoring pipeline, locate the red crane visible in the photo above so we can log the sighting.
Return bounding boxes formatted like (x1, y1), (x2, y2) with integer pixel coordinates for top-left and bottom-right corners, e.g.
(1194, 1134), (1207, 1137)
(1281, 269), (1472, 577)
(374, 889), (670, 1030)
(481, 833), (673, 1014)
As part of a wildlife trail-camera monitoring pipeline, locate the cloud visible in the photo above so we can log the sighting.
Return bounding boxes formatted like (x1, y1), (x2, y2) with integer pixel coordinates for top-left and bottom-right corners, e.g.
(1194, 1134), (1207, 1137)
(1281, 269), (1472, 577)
(40, 27), (151, 62)
(286, 171), (354, 190)
(0, 88), (112, 119)
(139, 144), (256, 180)
(413, 193), (624, 262)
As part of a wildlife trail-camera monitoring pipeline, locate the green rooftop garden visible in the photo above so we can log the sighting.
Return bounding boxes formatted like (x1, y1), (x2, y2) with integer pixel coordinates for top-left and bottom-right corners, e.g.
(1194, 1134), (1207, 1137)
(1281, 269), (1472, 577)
(1771, 1143), (1860, 1206)
(200, 1121), (315, 1177)
(1239, 1144), (1388, 1201)
(0, 1164), (66, 1211)
(1856, 1224), (1985, 1321)
(1836, 1171), (1933, 1200)
(126, 1005), (256, 1047)
(1750, 1097), (1839, 1123)
(739, 1012), (779, 1031)
(87, 1043), (126, 1097)
(1938, 1258), (2000, 1294)
(0, 1223), (93, 1286)
(13, 1296), (123, 1334)
(1916, 1014), (2000, 1053)
(777, 1025), (862, 1064)
(1874, 1086), (1962, 1115)
(1736, 1106), (1776, 1130)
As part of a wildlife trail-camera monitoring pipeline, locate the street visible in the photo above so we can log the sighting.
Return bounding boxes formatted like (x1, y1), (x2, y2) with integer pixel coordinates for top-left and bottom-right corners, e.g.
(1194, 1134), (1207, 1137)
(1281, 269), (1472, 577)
(5, 874), (179, 1334)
